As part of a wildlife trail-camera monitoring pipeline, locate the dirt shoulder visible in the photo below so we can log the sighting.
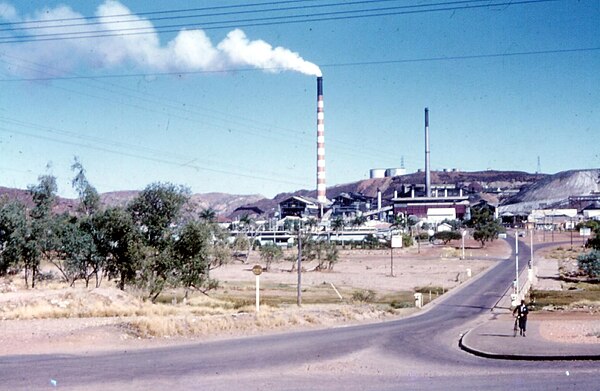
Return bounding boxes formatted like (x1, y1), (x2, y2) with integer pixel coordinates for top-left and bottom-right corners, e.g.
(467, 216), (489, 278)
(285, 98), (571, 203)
(536, 312), (600, 344)
(0, 238), (521, 357)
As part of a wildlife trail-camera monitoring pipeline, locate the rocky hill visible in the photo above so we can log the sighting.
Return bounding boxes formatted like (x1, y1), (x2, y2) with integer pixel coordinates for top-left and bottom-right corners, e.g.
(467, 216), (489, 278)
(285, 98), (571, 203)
(499, 169), (600, 214)
(0, 187), (264, 218)
(234, 170), (546, 218)
(4, 169), (597, 219)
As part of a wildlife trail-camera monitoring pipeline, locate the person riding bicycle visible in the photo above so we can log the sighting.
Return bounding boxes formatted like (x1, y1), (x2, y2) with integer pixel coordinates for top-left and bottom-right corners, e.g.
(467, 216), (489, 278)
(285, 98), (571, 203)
(513, 299), (529, 337)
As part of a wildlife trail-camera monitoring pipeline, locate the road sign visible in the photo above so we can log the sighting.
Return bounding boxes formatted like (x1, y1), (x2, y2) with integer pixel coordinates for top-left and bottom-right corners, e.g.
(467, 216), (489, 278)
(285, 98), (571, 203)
(252, 264), (263, 275)
(391, 235), (403, 248)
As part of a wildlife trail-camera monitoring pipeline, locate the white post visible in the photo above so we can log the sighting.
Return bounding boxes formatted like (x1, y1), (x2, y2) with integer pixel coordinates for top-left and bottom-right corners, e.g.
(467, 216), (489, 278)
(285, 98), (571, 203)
(461, 230), (466, 260)
(255, 274), (260, 313)
(297, 232), (302, 306)
(515, 230), (519, 299)
(528, 228), (534, 283)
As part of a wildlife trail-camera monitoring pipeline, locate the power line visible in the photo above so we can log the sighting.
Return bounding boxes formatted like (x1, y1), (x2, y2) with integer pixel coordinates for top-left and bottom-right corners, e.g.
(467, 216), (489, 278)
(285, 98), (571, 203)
(0, 0), (405, 32)
(0, 53), (404, 162)
(1, 46), (596, 83)
(0, 124), (312, 188)
(0, 0), (323, 26)
(0, 0), (559, 44)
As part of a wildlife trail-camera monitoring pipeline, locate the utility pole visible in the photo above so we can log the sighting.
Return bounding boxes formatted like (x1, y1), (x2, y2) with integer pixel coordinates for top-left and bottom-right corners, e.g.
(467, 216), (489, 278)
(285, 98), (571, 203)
(570, 217), (573, 249)
(390, 244), (395, 277)
(297, 230), (302, 306)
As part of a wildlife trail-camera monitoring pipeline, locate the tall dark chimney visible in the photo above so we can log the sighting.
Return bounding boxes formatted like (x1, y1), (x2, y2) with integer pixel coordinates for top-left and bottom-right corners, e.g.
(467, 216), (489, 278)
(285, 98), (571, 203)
(425, 107), (431, 198)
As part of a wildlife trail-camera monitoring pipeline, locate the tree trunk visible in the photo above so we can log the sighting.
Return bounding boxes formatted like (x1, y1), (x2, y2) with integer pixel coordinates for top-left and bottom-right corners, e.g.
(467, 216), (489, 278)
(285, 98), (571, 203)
(119, 271), (125, 290)
(24, 266), (29, 289)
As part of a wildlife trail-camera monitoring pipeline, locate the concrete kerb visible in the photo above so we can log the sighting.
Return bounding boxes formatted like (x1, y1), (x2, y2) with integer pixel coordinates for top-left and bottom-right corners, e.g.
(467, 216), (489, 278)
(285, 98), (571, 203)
(342, 255), (508, 328)
(458, 331), (600, 361)
(409, 256), (507, 319)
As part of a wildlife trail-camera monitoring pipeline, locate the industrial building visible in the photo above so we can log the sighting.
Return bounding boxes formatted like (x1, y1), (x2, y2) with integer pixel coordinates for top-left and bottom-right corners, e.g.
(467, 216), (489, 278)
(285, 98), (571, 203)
(279, 195), (321, 219)
(392, 184), (470, 223)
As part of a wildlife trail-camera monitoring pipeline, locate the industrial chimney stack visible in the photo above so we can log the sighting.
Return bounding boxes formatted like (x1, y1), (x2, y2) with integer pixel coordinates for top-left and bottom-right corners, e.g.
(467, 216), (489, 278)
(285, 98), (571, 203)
(425, 107), (431, 198)
(316, 76), (327, 203)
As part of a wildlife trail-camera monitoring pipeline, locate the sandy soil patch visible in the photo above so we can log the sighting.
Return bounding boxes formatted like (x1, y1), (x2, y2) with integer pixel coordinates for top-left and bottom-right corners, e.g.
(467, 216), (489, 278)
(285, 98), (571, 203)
(1, 239), (511, 356)
(537, 312), (600, 344)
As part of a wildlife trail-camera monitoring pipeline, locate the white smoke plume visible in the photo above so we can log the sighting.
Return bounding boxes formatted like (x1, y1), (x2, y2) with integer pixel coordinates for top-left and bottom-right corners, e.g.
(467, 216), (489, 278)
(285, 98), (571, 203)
(1, 0), (322, 77)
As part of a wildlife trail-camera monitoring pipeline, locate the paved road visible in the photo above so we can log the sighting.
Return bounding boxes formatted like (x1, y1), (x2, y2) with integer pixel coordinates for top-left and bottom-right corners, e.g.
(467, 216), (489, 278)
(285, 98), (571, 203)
(1, 237), (598, 390)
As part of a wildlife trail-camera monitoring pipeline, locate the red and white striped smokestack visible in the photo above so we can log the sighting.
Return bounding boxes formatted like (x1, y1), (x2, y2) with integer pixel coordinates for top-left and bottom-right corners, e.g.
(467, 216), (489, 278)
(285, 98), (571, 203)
(316, 76), (326, 203)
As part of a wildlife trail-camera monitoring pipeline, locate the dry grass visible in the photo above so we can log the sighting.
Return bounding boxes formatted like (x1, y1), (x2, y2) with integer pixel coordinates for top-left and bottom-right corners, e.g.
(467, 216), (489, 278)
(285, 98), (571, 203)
(0, 290), (179, 320)
(1, 242), (509, 340)
(531, 289), (600, 311)
(126, 304), (415, 338)
(0, 280), (418, 339)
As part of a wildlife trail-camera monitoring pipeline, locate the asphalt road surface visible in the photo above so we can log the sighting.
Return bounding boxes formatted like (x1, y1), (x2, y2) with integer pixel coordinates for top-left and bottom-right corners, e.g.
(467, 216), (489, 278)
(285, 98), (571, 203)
(1, 236), (598, 390)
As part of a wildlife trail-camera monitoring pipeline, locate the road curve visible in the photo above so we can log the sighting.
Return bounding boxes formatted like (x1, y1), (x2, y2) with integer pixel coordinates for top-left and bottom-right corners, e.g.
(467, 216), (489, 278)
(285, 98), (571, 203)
(1, 236), (598, 390)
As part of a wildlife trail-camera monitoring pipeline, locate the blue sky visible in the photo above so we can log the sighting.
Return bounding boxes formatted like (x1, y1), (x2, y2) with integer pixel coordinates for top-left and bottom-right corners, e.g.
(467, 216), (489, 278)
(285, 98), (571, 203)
(0, 0), (598, 199)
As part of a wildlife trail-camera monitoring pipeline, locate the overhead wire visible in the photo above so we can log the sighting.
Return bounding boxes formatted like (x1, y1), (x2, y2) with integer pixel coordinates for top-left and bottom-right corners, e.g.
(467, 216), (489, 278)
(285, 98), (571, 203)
(0, 0), (324, 26)
(0, 0), (586, 184)
(0, 53), (403, 163)
(0, 0), (410, 32)
(0, 56), (401, 182)
(0, 0), (559, 44)
(0, 123), (311, 188)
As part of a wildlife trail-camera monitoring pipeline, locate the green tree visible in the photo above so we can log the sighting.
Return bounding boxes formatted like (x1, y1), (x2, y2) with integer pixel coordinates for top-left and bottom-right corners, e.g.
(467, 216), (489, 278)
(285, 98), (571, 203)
(93, 207), (142, 291)
(363, 234), (381, 249)
(467, 206), (505, 248)
(199, 208), (217, 223)
(0, 199), (30, 277)
(402, 233), (413, 248)
(391, 214), (407, 231)
(582, 222), (600, 250)
(53, 214), (103, 287)
(171, 220), (220, 297)
(306, 217), (318, 232)
(432, 231), (462, 245)
(259, 242), (283, 271)
(352, 215), (367, 228)
(331, 216), (345, 245)
(440, 219), (464, 230)
(128, 183), (190, 300)
(578, 250), (600, 278)
(49, 214), (82, 285)
(71, 158), (100, 216)
(128, 182), (190, 247)
(27, 175), (57, 220)
(26, 175), (58, 287)
(68, 161), (104, 287)
(323, 242), (339, 271)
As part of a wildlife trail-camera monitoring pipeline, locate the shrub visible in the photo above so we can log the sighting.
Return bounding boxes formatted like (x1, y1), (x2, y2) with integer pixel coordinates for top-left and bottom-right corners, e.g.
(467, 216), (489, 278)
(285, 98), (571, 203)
(402, 234), (413, 248)
(352, 289), (376, 303)
(432, 231), (462, 244)
(362, 234), (381, 249)
(578, 250), (600, 278)
(417, 232), (430, 241)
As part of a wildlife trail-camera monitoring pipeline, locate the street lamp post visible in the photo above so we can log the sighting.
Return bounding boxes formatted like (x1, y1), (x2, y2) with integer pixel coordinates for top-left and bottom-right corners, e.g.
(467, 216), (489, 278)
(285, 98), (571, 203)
(515, 230), (519, 299)
(527, 228), (535, 284)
